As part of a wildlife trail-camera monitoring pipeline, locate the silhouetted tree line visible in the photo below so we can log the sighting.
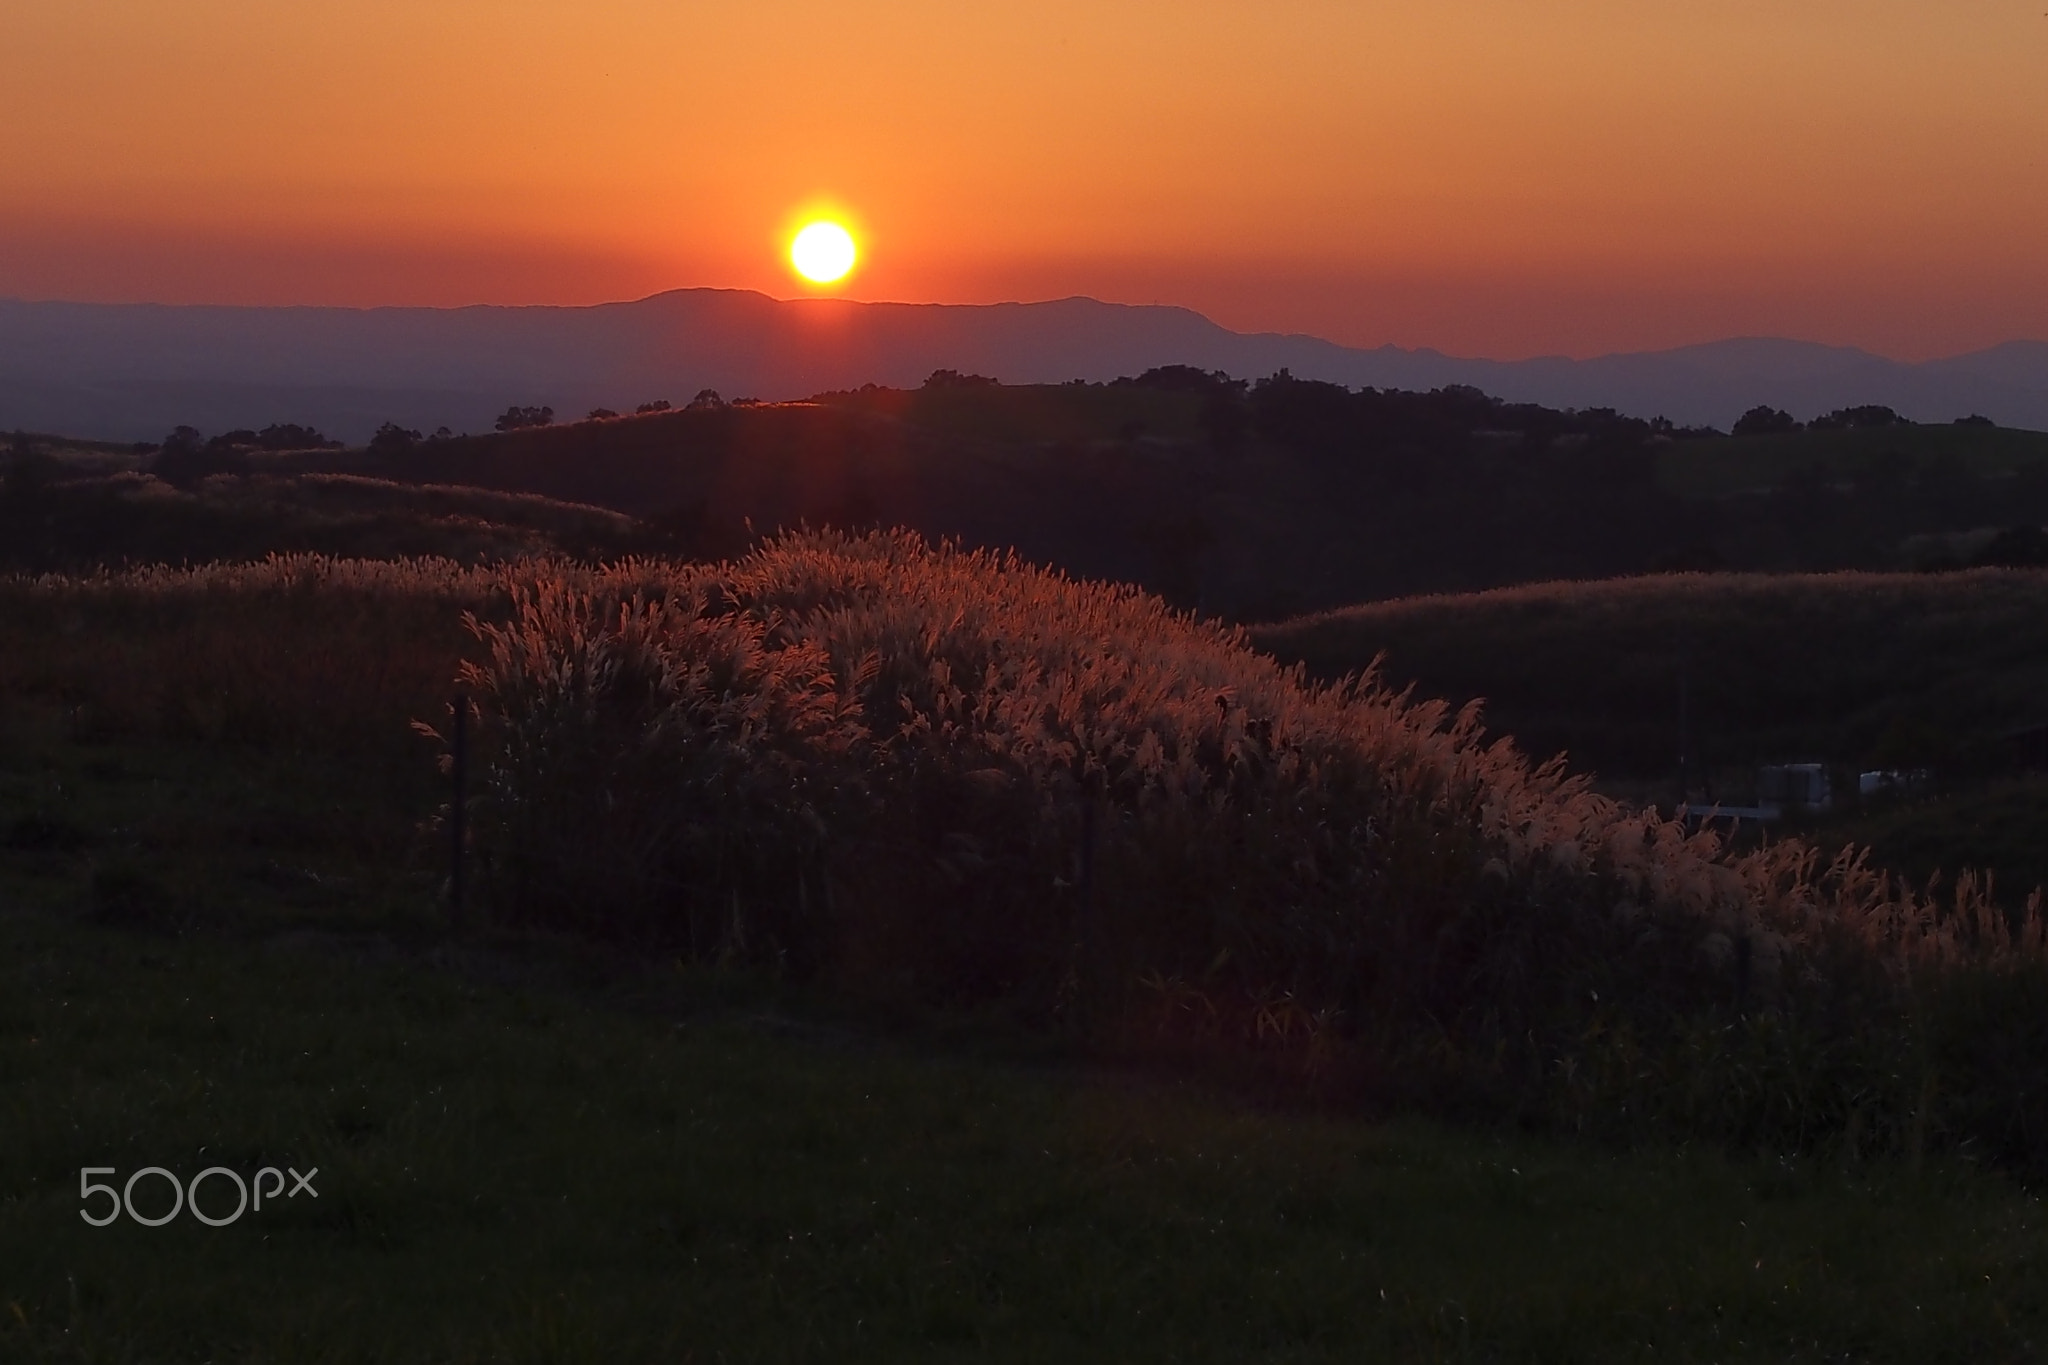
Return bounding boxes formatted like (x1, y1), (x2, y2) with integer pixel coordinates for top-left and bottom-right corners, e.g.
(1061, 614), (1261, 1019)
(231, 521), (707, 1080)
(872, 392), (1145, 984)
(495, 406), (555, 432)
(153, 422), (340, 455)
(368, 422), (457, 455)
(146, 423), (342, 487)
(1113, 366), (1252, 451)
(78, 373), (2040, 613)
(1733, 406), (1802, 437)
(1112, 364), (1239, 396)
(1207, 370), (1704, 597)
(1808, 404), (1908, 432)
(1733, 404), (1994, 438)
(1647, 417), (1726, 440)
(1243, 371), (1672, 459)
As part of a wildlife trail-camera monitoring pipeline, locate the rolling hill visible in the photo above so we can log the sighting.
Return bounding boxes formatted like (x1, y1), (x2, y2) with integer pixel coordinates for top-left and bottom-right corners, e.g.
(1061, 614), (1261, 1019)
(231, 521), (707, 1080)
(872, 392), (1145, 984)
(1249, 568), (2048, 784)
(4, 289), (2046, 443)
(12, 376), (2048, 617)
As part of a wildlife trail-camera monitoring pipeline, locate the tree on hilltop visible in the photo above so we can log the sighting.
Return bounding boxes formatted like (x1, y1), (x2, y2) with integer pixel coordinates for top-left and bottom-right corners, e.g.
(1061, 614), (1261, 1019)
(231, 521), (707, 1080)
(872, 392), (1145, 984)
(152, 425), (251, 487)
(495, 406), (555, 432)
(370, 422), (423, 455)
(1732, 406), (1802, 437)
(1113, 365), (1243, 396)
(922, 369), (999, 389)
(159, 426), (205, 456)
(1809, 405), (1906, 431)
(253, 423), (340, 450)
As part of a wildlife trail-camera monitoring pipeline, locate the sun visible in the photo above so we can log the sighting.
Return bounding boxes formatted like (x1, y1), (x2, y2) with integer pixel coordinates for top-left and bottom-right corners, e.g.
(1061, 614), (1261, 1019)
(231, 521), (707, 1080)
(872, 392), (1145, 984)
(790, 220), (857, 285)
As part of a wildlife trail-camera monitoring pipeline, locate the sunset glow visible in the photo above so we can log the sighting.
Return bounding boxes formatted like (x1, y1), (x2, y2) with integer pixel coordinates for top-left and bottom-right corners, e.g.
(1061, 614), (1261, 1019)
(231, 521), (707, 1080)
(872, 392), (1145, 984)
(790, 221), (857, 285)
(2, 1), (2045, 358)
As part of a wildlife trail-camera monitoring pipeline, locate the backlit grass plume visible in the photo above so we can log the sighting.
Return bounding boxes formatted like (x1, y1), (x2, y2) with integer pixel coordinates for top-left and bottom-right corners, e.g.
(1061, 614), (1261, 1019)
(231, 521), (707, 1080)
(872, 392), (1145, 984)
(456, 530), (2048, 1167)
(9, 541), (2045, 1169)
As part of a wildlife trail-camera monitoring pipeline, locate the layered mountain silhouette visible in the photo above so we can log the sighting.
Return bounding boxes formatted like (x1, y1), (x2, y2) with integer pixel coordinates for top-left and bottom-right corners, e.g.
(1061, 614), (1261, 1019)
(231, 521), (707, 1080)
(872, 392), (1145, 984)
(3, 288), (2043, 442)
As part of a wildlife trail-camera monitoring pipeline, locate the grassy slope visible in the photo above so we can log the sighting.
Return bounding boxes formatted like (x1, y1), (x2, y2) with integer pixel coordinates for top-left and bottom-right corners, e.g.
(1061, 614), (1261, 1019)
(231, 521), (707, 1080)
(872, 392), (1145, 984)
(0, 469), (653, 572)
(21, 394), (2048, 616)
(4, 726), (2046, 1363)
(1251, 568), (2048, 781)
(377, 396), (2048, 611)
(1250, 568), (2048, 896)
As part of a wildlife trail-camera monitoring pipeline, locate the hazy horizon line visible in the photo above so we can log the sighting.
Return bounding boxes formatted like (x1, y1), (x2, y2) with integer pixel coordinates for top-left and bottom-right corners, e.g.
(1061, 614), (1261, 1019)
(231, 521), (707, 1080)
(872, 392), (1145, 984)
(4, 285), (2045, 370)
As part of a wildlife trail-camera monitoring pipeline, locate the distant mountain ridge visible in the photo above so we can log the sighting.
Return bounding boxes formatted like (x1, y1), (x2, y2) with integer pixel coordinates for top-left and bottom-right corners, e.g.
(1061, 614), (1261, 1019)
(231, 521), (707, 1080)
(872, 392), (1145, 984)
(2, 288), (2043, 443)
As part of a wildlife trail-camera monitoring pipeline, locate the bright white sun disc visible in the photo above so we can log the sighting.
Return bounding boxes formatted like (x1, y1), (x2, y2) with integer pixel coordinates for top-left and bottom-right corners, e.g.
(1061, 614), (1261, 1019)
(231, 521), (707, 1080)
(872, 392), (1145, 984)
(791, 221), (857, 283)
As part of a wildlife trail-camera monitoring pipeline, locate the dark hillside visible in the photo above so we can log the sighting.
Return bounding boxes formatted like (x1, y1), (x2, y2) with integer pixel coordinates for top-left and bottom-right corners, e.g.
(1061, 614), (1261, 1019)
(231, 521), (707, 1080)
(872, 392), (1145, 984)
(1657, 420), (2048, 497)
(1251, 568), (2048, 784)
(339, 397), (1193, 590)
(11, 292), (2048, 441)
(0, 465), (646, 571)
(329, 377), (2048, 613)
(320, 378), (1719, 614)
(16, 377), (2048, 611)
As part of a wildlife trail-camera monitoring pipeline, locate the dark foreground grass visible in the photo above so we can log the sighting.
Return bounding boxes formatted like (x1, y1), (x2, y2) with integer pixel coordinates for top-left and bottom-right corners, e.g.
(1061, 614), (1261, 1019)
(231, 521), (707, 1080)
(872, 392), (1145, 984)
(1, 738), (2046, 1361)
(1809, 780), (2048, 901)
(5, 906), (2048, 1365)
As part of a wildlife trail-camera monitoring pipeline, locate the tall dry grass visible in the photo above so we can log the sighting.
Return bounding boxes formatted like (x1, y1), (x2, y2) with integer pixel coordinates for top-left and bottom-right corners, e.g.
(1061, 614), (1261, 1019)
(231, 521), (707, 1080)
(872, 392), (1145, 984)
(453, 530), (2048, 1169)
(8, 540), (2047, 1169)
(0, 555), (499, 757)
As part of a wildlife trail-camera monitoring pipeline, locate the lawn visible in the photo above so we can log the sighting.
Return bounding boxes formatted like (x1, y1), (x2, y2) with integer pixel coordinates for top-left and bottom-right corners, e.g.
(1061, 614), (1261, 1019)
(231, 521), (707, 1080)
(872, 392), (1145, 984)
(3, 723), (2047, 1362)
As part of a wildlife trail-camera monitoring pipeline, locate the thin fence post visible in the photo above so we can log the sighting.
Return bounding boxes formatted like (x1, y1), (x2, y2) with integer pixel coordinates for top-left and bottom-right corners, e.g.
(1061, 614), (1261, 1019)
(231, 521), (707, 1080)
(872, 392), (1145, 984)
(450, 693), (468, 929)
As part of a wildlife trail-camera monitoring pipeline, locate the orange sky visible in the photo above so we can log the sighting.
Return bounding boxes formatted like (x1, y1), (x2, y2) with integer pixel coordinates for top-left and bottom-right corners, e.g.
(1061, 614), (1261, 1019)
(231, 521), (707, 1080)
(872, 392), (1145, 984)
(4, 0), (2045, 360)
